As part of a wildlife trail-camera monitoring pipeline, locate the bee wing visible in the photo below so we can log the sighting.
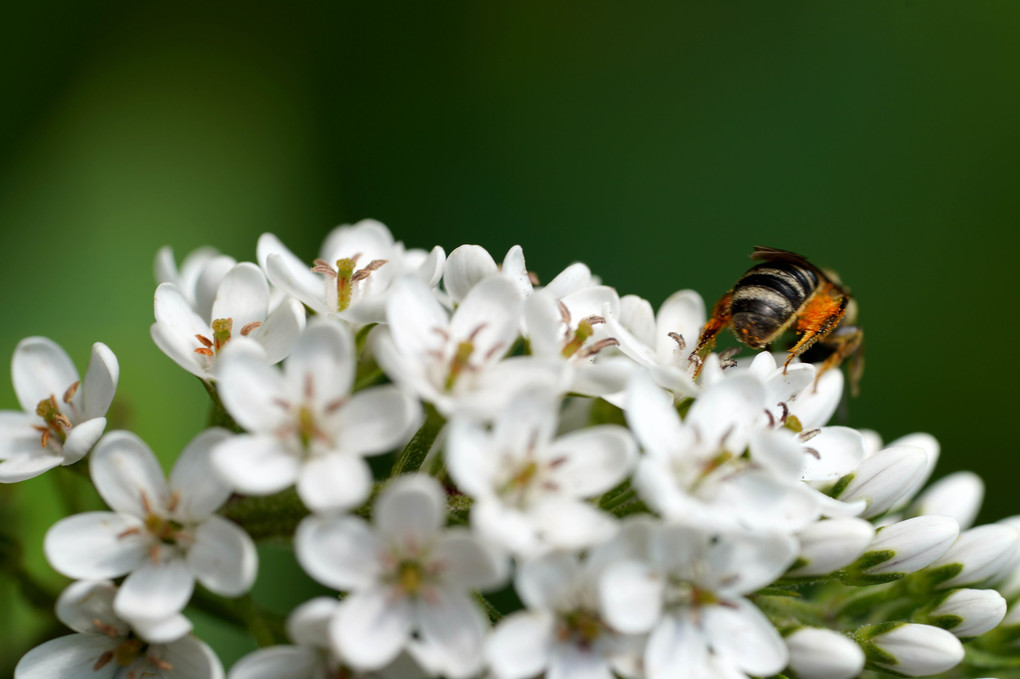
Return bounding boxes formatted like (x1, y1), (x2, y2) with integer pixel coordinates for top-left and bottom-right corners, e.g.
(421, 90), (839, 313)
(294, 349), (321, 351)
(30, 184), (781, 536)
(749, 245), (812, 265)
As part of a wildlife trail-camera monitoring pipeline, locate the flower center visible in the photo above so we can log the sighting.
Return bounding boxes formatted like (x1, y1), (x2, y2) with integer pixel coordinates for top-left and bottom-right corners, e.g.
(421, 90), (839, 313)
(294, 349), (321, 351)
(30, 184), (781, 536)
(396, 560), (425, 596)
(312, 255), (387, 312)
(33, 393), (74, 448)
(664, 580), (719, 610)
(556, 608), (606, 649)
(194, 317), (261, 357)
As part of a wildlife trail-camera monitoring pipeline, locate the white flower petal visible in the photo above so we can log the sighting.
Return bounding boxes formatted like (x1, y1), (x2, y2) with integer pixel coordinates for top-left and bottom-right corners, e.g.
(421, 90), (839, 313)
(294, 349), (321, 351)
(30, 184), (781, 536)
(14, 634), (120, 679)
(254, 296), (306, 365)
(227, 647), (322, 679)
(266, 251), (329, 315)
(151, 323), (207, 379)
(90, 431), (170, 517)
(115, 554), (194, 621)
(645, 614), (709, 679)
(210, 263), (270, 333)
(445, 419), (500, 498)
(801, 426), (865, 482)
(132, 612), (193, 644)
(501, 245), (533, 299)
(544, 262), (594, 299)
(546, 425), (636, 497)
(169, 428), (232, 521)
(788, 368), (843, 429)
(624, 371), (692, 458)
(334, 386), (420, 457)
(296, 515), (382, 591)
(702, 598), (787, 675)
(653, 290), (705, 359)
(61, 417), (107, 465)
(159, 635), (226, 679)
(284, 319), (356, 406)
(450, 277), (522, 361)
(686, 375), (765, 451)
(444, 245), (499, 303)
(11, 337), (80, 415)
(493, 389), (559, 462)
(214, 344), (288, 433)
(194, 255), (239, 323)
(45, 512), (147, 579)
(286, 597), (339, 648)
(332, 588), (412, 671)
(55, 580), (125, 636)
(188, 515), (258, 596)
(485, 611), (555, 679)
(435, 529), (509, 591)
(376, 475), (446, 543)
(617, 294), (657, 348)
(599, 560), (663, 634)
(527, 496), (619, 551)
(153, 282), (214, 376)
(211, 434), (299, 496)
(516, 551), (580, 610)
(297, 453), (373, 513)
(81, 342), (119, 420)
(547, 644), (615, 679)
(386, 277), (450, 358)
(415, 587), (488, 678)
(0, 447), (64, 482)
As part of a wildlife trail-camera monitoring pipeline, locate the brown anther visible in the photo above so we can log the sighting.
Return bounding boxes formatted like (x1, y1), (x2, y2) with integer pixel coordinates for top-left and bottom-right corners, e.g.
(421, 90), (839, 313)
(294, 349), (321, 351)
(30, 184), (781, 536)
(149, 656), (174, 670)
(55, 413), (72, 429)
(311, 259), (339, 278)
(557, 300), (572, 326)
(777, 402), (789, 425)
(581, 314), (606, 327)
(63, 381), (81, 404)
(352, 259), (387, 281)
(194, 347), (215, 356)
(39, 429), (51, 448)
(799, 428), (821, 443)
(669, 332), (686, 351)
(93, 650), (115, 671)
(272, 398), (291, 410)
(467, 323), (489, 343)
(304, 372), (315, 399)
(117, 526), (141, 538)
(432, 327), (450, 341)
(528, 271), (540, 286)
(804, 447), (821, 459)
(93, 618), (121, 638)
(140, 493), (153, 515)
(195, 334), (214, 348)
(240, 321), (262, 336)
(167, 490), (181, 513)
(548, 456), (569, 468)
(577, 337), (620, 358)
(484, 343), (505, 361)
(764, 410), (775, 427)
(149, 544), (161, 565)
(324, 396), (347, 413)
(719, 347), (741, 362)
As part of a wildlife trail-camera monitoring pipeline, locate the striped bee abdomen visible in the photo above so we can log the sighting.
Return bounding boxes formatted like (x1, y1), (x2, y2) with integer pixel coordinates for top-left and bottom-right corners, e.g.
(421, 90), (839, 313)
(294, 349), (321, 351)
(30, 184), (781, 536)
(729, 261), (819, 347)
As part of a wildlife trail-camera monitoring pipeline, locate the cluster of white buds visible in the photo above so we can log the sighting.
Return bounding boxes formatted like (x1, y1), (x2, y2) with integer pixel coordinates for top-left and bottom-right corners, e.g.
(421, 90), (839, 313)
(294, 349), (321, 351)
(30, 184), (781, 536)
(4, 219), (1020, 678)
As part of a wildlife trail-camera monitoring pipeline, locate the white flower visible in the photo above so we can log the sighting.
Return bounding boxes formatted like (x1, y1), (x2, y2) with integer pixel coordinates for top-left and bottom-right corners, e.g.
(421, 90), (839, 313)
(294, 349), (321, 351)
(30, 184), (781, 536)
(446, 388), (636, 557)
(928, 588), (1007, 638)
(786, 517), (875, 578)
(599, 519), (797, 679)
(910, 471), (984, 530)
(0, 337), (118, 482)
(296, 475), (509, 678)
(228, 598), (427, 679)
(604, 290), (704, 398)
(845, 515), (959, 582)
(865, 623), (964, 677)
(625, 370), (821, 531)
(784, 627), (864, 679)
(926, 523), (1020, 589)
(154, 245), (237, 323)
(151, 262), (306, 380)
(258, 219), (444, 324)
(15, 580), (222, 679)
(44, 429), (257, 622)
(833, 443), (930, 518)
(486, 550), (645, 679)
(444, 244), (533, 304)
(374, 275), (563, 418)
(524, 288), (636, 397)
(212, 319), (420, 512)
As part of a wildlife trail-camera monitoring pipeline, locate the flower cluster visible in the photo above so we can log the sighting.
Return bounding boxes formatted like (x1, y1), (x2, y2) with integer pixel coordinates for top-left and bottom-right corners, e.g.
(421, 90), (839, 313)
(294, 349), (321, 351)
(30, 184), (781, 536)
(7, 220), (1020, 678)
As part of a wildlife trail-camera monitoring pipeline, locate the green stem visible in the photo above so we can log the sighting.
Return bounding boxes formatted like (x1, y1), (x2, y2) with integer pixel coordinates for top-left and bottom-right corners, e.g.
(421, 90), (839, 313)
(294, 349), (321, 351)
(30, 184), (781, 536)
(53, 465), (88, 515)
(188, 587), (286, 645)
(219, 488), (309, 542)
(391, 404), (445, 476)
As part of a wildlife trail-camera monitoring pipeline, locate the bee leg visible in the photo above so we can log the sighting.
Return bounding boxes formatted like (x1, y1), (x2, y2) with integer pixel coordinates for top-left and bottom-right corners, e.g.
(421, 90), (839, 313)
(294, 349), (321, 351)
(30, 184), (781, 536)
(782, 287), (848, 374)
(817, 326), (865, 396)
(690, 290), (733, 377)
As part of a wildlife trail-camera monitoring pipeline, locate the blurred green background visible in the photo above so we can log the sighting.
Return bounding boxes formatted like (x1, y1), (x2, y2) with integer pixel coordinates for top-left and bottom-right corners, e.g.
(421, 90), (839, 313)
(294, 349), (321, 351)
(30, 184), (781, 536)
(2, 1), (1019, 673)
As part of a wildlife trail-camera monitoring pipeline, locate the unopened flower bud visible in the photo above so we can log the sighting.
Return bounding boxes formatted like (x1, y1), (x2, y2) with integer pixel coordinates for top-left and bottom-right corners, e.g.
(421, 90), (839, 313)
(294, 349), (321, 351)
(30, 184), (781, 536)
(924, 588), (1007, 638)
(787, 518), (874, 578)
(842, 516), (958, 585)
(910, 471), (984, 530)
(785, 627), (864, 679)
(834, 444), (928, 518)
(925, 524), (1020, 589)
(887, 433), (940, 509)
(862, 623), (964, 677)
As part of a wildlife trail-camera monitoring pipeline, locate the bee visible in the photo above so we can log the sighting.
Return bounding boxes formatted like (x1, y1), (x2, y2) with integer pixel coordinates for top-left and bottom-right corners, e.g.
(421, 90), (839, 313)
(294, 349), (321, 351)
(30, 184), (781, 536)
(691, 246), (864, 395)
